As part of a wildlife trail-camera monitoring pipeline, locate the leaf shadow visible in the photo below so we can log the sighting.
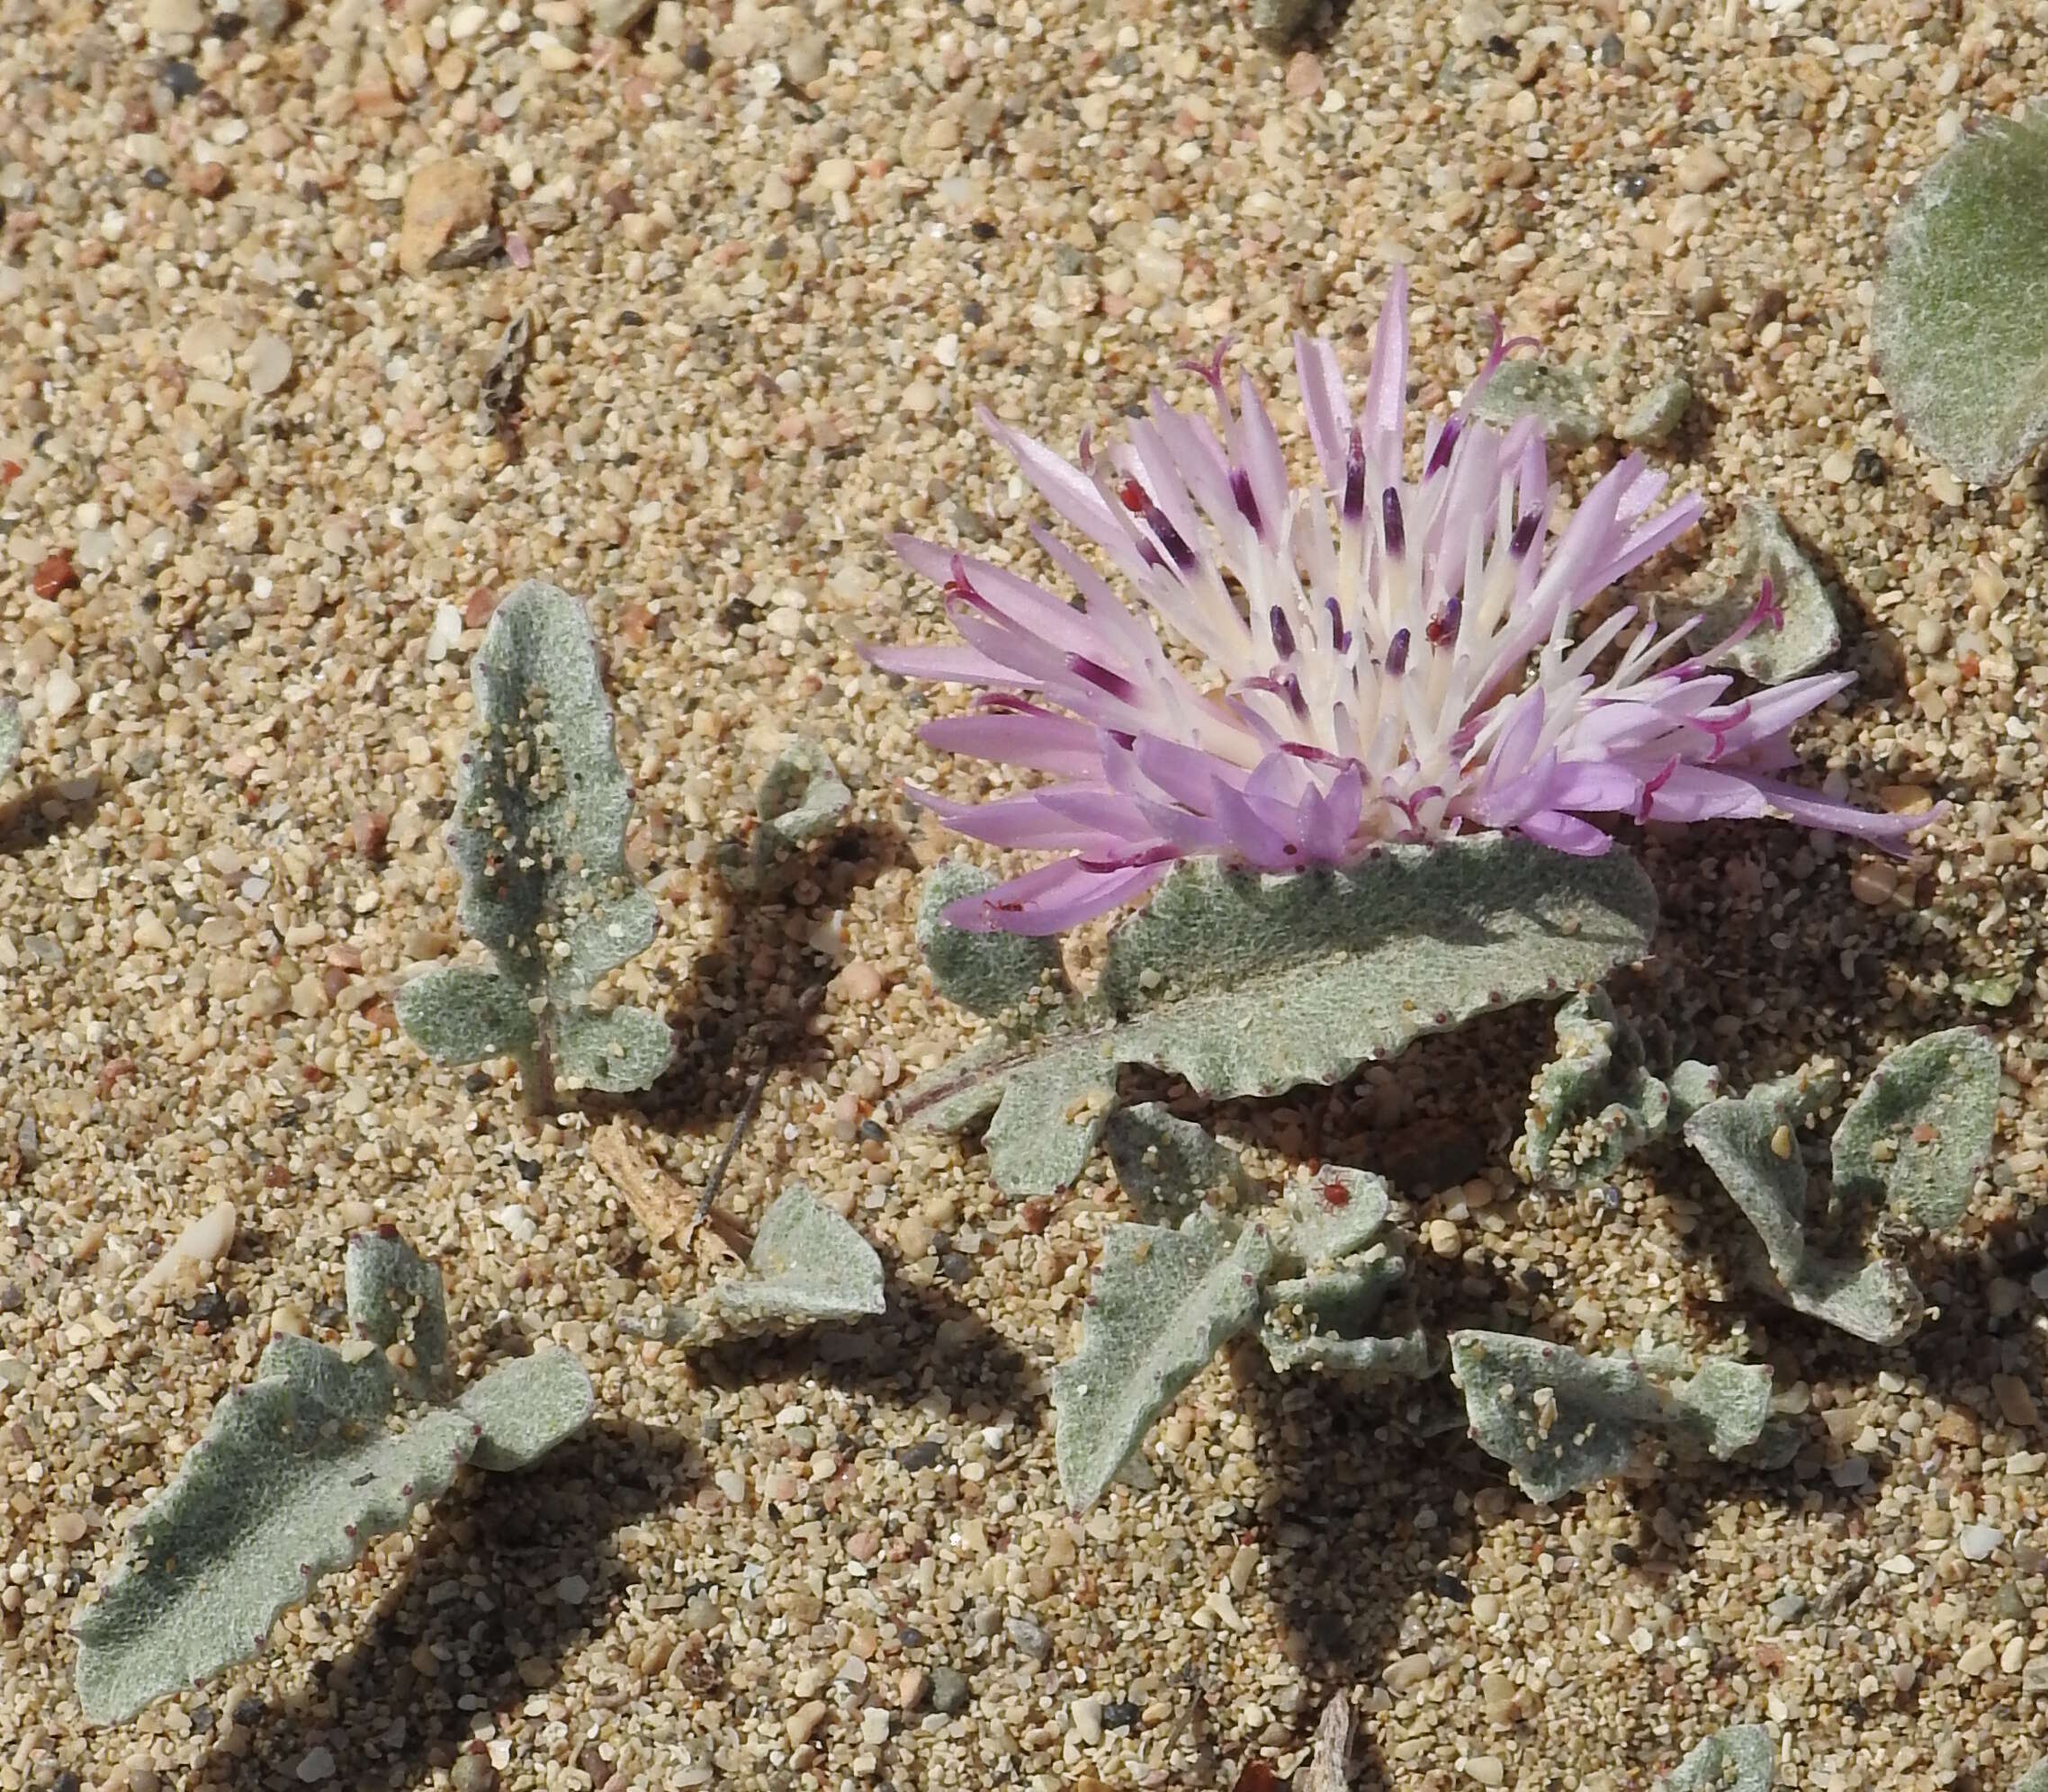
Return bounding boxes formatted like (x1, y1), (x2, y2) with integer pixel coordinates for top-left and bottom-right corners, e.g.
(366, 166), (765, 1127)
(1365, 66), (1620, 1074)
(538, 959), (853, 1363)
(685, 1265), (1047, 1430)
(635, 819), (917, 1134)
(0, 771), (109, 855)
(211, 1418), (690, 1792)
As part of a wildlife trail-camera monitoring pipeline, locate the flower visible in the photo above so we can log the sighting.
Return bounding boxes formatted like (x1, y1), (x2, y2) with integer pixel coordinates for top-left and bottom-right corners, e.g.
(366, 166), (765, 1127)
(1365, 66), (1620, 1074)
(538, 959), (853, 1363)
(867, 272), (1927, 934)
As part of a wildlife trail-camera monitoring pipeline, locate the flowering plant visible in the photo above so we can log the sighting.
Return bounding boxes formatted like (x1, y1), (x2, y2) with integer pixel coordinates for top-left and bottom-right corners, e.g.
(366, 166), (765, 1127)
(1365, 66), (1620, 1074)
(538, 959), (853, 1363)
(871, 272), (1922, 934)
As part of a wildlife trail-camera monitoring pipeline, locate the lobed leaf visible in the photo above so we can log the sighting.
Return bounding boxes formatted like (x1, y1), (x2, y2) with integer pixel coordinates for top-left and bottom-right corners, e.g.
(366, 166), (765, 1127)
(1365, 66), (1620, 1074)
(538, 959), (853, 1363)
(552, 1004), (675, 1094)
(1519, 990), (1674, 1189)
(1467, 359), (1604, 448)
(1662, 1726), (1774, 1792)
(460, 1349), (597, 1473)
(695, 1185), (886, 1338)
(1054, 1211), (1274, 1510)
(1449, 1331), (1774, 1502)
(730, 736), (852, 889)
(1872, 105), (2048, 484)
(902, 838), (1658, 1196)
(73, 1337), (478, 1724)
(72, 1237), (593, 1723)
(393, 964), (538, 1067)
(1684, 1069), (1924, 1345)
(1831, 1026), (1999, 1231)
(918, 862), (1067, 1019)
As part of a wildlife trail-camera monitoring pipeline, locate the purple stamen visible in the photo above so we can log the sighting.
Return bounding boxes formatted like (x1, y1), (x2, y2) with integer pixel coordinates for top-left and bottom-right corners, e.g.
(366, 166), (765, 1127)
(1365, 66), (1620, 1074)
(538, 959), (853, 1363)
(1179, 337), (1237, 403)
(1426, 417), (1460, 478)
(1381, 487), (1406, 559)
(1510, 511), (1542, 559)
(1231, 467), (1263, 535)
(1145, 500), (1199, 572)
(1385, 628), (1412, 676)
(1325, 596), (1352, 653)
(1270, 605), (1296, 658)
(1068, 654), (1138, 703)
(1754, 574), (1784, 632)
(1343, 427), (1366, 524)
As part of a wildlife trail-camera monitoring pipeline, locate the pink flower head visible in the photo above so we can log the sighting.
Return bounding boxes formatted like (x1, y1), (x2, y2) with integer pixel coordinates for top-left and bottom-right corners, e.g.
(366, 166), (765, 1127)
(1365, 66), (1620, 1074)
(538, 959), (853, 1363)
(867, 272), (1928, 934)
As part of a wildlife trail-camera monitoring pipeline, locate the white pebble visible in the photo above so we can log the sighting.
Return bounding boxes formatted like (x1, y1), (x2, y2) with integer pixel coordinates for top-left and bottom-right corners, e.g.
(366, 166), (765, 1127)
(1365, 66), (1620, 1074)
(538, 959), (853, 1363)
(295, 1747), (336, 1783)
(247, 333), (292, 396)
(1072, 1695), (1103, 1745)
(1959, 1523), (2005, 1562)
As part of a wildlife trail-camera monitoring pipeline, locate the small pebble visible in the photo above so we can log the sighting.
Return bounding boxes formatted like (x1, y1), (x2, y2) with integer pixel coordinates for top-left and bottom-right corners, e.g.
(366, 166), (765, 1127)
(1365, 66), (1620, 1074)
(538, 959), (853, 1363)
(1072, 1695), (1103, 1744)
(450, 1756), (498, 1792)
(294, 1749), (335, 1784)
(785, 1700), (828, 1747)
(930, 1666), (970, 1714)
(1960, 1524), (2006, 1562)
(1007, 1615), (1052, 1662)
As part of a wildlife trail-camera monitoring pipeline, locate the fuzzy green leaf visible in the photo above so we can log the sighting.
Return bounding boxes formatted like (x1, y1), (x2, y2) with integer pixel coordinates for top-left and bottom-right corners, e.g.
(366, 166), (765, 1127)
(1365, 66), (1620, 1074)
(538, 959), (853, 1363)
(1616, 376), (1692, 445)
(1831, 1027), (1999, 1231)
(698, 1185), (885, 1336)
(1055, 1212), (1273, 1510)
(393, 964), (539, 1066)
(1685, 1069), (1924, 1345)
(0, 695), (20, 779)
(551, 1004), (674, 1094)
(1662, 1726), (1774, 1792)
(1711, 503), (1839, 684)
(2017, 1764), (2048, 1792)
(1450, 1332), (1774, 1502)
(1274, 1166), (1392, 1270)
(345, 1229), (449, 1384)
(918, 862), (1066, 1019)
(451, 581), (651, 1000)
(902, 838), (1658, 1196)
(72, 1236), (591, 1723)
(1872, 105), (2048, 484)
(460, 1349), (596, 1473)
(725, 736), (852, 890)
(1520, 990), (1673, 1188)
(73, 1337), (478, 1724)
(1467, 359), (1603, 447)
(1104, 1104), (1250, 1222)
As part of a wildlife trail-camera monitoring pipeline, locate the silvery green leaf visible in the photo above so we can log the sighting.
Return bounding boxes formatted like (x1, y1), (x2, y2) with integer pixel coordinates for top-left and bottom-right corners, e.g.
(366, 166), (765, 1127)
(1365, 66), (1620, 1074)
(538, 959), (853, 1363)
(344, 1228), (449, 1384)
(900, 838), (1657, 1196)
(1872, 105), (2048, 483)
(393, 965), (539, 1066)
(696, 1185), (886, 1337)
(918, 861), (1067, 1019)
(1616, 376), (1692, 445)
(1263, 1323), (1433, 1384)
(452, 582), (649, 999)
(1054, 1211), (1273, 1510)
(71, 1230), (590, 1723)
(1274, 1166), (1392, 1270)
(1831, 1027), (1999, 1231)
(1661, 1725), (1774, 1792)
(1685, 1070), (1924, 1345)
(402, 582), (667, 1103)
(1103, 1103), (1249, 1223)
(0, 694), (20, 778)
(1468, 359), (1603, 448)
(1449, 1331), (1774, 1502)
(551, 1004), (675, 1094)
(73, 1337), (476, 1724)
(459, 1349), (596, 1473)
(1711, 503), (1839, 684)
(2017, 1764), (2048, 1792)
(733, 736), (850, 888)
(1520, 990), (1672, 1189)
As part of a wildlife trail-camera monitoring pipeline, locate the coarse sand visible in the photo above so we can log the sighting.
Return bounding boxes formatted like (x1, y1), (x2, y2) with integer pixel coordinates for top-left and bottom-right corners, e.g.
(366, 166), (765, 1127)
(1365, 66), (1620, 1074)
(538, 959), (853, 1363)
(5, 0), (2048, 1788)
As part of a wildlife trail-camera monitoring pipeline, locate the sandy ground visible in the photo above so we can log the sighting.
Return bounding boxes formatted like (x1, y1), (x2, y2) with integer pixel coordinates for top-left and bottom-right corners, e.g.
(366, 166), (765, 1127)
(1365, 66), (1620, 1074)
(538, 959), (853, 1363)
(6, 0), (2048, 1788)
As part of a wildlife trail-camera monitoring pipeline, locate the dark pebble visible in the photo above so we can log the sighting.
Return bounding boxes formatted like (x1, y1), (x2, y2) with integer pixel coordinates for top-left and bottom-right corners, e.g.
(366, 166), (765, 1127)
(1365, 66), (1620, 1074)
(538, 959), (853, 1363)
(464, 1071), (493, 1093)
(939, 1251), (975, 1284)
(858, 1118), (888, 1143)
(682, 40), (711, 71)
(1006, 1616), (1051, 1662)
(1102, 1699), (1141, 1729)
(162, 60), (202, 99)
(515, 1155), (542, 1183)
(0, 1284), (21, 1313)
(930, 1665), (970, 1714)
(233, 1697), (265, 1725)
(142, 167), (170, 190)
(895, 1440), (943, 1471)
(970, 220), (996, 240)
(294, 287), (319, 308)
(699, 1413), (723, 1445)
(188, 1704), (214, 1733)
(618, 309), (643, 327)
(1597, 31), (1623, 64)
(1611, 1541), (1639, 1567)
(1431, 1571), (1471, 1604)
(900, 1626), (924, 1648)
(51, 1776), (80, 1792)
(310, 1303), (346, 1331)
(1852, 447), (1886, 484)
